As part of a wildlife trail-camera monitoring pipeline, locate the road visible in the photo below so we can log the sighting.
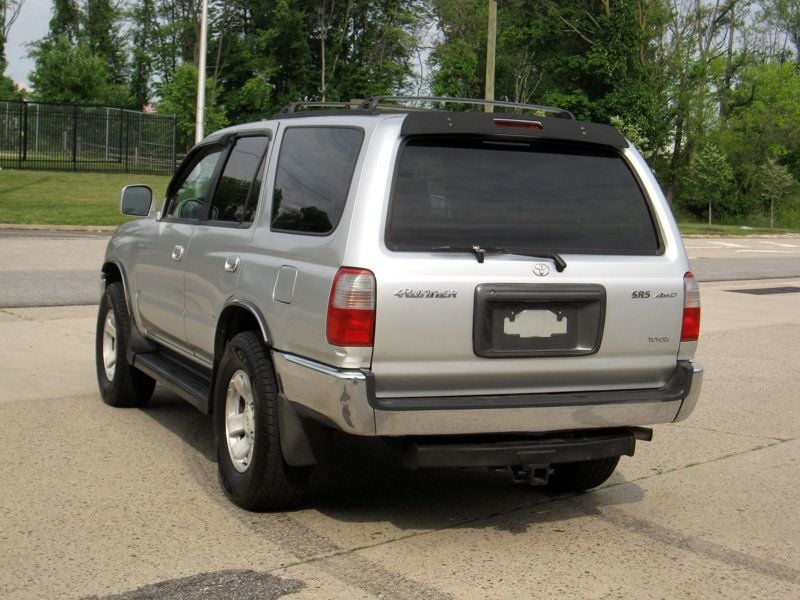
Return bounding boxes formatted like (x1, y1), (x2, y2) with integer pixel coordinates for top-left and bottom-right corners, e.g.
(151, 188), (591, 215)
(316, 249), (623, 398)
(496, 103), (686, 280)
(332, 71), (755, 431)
(1, 231), (799, 308)
(0, 231), (799, 599)
(684, 236), (800, 281)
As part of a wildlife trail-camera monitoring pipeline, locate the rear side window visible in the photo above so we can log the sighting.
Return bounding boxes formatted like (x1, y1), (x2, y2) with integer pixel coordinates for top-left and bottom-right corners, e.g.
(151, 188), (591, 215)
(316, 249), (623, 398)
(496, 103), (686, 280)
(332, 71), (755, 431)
(387, 139), (660, 254)
(209, 135), (270, 225)
(271, 127), (363, 234)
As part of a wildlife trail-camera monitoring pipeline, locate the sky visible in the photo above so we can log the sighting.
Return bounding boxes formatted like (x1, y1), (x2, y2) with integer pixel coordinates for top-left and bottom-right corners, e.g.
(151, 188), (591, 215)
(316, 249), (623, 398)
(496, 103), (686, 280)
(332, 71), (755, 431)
(6, 0), (51, 89)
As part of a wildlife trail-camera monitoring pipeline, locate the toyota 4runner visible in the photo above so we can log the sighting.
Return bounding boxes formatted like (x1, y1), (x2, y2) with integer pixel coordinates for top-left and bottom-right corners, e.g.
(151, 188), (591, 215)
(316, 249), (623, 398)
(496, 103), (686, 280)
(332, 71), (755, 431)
(96, 96), (702, 510)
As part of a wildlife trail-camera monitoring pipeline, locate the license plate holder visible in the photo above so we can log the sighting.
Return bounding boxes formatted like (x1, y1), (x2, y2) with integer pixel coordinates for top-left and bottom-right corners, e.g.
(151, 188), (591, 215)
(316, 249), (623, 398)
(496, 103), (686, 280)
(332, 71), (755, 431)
(473, 284), (605, 358)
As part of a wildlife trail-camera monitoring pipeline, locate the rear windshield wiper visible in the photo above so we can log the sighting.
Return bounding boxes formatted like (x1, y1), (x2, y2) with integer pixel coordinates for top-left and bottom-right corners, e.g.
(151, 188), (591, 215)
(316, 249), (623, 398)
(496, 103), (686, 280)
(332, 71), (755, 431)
(512, 250), (567, 272)
(431, 245), (508, 264)
(430, 245), (567, 271)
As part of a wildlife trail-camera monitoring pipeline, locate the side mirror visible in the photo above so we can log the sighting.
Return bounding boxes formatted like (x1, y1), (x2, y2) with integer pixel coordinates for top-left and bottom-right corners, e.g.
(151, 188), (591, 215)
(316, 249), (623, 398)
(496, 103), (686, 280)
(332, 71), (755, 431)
(120, 185), (153, 217)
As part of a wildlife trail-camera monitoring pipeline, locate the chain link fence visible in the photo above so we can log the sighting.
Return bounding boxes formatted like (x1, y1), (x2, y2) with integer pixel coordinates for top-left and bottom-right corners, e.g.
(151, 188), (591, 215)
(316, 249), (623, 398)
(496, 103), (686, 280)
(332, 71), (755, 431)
(0, 101), (177, 175)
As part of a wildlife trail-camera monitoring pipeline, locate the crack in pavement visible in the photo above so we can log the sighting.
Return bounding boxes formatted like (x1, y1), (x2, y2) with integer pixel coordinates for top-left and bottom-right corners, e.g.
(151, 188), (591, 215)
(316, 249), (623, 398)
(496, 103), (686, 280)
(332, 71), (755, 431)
(586, 503), (800, 586)
(671, 422), (788, 442)
(265, 439), (797, 592)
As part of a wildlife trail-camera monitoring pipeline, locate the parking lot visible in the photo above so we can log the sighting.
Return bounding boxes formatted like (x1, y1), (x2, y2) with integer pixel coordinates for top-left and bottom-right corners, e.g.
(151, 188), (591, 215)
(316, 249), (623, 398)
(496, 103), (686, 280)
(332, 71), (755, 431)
(1, 232), (799, 599)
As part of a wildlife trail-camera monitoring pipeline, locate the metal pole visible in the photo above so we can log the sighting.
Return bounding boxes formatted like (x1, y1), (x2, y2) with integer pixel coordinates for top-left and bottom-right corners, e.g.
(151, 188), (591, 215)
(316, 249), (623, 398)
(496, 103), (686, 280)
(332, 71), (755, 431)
(72, 105), (79, 171)
(195, 0), (209, 143)
(21, 101), (27, 163)
(171, 116), (177, 174)
(105, 107), (110, 160)
(124, 111), (129, 173)
(17, 102), (24, 168)
(484, 0), (497, 113)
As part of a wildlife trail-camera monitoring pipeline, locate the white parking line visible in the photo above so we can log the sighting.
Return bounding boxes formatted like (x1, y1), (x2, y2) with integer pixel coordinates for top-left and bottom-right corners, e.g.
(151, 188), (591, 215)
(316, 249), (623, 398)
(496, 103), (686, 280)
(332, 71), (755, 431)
(760, 241), (800, 248)
(708, 241), (748, 248)
(735, 249), (790, 253)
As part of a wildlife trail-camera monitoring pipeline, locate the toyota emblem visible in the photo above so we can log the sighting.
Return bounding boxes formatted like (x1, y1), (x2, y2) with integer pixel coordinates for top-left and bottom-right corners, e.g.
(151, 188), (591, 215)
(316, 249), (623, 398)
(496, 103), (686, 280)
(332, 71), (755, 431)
(532, 263), (550, 277)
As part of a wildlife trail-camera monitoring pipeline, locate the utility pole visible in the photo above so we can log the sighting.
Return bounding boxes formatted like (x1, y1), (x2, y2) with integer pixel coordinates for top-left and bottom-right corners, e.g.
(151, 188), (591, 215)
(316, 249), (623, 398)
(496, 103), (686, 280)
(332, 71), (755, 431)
(484, 0), (497, 113)
(195, 0), (209, 143)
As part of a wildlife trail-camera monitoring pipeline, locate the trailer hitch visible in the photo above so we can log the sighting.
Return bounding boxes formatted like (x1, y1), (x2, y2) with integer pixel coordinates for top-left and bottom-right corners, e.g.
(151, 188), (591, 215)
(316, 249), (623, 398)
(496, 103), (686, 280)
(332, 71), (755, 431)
(511, 464), (554, 486)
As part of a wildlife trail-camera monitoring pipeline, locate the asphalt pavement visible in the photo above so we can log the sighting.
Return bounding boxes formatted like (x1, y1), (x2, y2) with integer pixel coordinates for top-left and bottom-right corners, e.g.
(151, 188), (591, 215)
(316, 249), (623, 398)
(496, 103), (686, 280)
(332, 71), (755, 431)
(684, 237), (800, 281)
(1, 231), (799, 308)
(1, 279), (798, 598)
(0, 230), (108, 307)
(0, 231), (799, 598)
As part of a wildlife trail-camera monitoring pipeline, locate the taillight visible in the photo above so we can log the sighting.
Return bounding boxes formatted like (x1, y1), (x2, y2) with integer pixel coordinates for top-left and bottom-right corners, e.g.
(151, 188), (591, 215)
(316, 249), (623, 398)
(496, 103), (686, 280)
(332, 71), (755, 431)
(326, 268), (376, 347)
(681, 271), (701, 342)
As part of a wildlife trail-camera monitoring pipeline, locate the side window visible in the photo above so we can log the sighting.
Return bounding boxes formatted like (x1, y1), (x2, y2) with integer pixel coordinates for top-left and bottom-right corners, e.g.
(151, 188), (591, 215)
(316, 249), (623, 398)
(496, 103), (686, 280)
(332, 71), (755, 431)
(165, 147), (223, 220)
(208, 135), (270, 225)
(271, 127), (363, 234)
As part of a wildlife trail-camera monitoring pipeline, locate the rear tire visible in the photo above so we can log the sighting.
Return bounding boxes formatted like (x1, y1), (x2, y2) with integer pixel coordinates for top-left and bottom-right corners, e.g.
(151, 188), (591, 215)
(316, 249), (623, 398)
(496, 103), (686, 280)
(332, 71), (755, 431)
(547, 456), (620, 492)
(214, 331), (311, 511)
(95, 282), (155, 407)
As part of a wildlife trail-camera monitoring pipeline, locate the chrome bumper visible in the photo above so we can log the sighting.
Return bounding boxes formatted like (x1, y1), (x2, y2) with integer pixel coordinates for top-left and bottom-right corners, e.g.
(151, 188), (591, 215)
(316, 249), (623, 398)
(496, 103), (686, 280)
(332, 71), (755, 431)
(672, 363), (704, 422)
(272, 351), (703, 437)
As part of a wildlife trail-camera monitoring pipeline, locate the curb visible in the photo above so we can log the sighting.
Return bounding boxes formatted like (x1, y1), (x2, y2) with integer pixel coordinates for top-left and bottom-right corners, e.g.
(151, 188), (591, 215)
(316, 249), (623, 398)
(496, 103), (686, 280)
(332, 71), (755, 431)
(0, 223), (117, 232)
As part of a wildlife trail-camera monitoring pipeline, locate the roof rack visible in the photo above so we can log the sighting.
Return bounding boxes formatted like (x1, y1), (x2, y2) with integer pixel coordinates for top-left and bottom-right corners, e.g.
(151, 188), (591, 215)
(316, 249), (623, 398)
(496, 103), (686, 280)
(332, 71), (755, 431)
(279, 96), (576, 119)
(281, 101), (362, 113)
(359, 96), (576, 120)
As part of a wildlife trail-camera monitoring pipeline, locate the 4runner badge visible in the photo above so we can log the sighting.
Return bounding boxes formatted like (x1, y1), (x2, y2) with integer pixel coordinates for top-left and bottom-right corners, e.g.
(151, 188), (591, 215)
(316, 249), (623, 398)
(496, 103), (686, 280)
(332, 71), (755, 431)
(394, 289), (457, 299)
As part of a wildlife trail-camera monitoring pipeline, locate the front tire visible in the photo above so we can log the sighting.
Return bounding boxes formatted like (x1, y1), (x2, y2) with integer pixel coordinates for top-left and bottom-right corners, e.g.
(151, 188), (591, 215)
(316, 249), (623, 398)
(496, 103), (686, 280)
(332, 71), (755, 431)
(546, 456), (620, 492)
(214, 331), (311, 511)
(95, 282), (155, 407)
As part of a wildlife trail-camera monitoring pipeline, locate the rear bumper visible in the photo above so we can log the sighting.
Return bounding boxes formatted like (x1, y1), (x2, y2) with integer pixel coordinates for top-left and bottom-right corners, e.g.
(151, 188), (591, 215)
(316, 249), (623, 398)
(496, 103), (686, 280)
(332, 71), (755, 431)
(400, 428), (651, 469)
(272, 352), (703, 437)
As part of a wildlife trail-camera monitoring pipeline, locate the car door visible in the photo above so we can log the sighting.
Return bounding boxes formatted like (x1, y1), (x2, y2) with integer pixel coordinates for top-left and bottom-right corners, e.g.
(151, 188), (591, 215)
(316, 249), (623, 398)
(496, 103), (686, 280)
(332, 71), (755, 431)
(183, 133), (272, 362)
(133, 143), (226, 350)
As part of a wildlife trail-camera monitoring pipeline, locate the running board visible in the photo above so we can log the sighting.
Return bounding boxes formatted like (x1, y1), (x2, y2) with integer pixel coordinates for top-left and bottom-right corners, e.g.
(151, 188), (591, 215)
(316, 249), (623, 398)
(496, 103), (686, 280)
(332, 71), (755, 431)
(131, 349), (213, 414)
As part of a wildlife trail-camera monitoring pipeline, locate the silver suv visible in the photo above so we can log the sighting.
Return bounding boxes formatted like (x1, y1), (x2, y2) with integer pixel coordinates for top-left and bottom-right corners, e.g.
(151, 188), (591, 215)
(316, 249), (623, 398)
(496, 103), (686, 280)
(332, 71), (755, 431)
(96, 97), (702, 511)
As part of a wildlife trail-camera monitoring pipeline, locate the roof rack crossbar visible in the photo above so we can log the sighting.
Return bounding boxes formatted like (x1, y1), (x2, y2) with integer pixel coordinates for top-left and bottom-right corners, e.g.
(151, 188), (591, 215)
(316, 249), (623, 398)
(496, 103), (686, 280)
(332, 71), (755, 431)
(359, 96), (576, 120)
(281, 101), (359, 113)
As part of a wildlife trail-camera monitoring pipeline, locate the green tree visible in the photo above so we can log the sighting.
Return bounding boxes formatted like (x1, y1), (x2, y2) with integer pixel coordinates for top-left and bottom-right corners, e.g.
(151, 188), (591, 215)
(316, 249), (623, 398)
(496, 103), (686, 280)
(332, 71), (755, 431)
(151, 0), (202, 84)
(130, 0), (157, 107)
(752, 159), (798, 228)
(0, 73), (23, 99)
(428, 0), (669, 150)
(48, 0), (81, 43)
(1, 0), (26, 97)
(720, 62), (800, 191)
(157, 62), (227, 151)
(1, 0), (25, 72)
(82, 0), (126, 84)
(679, 143), (736, 224)
(206, 0), (420, 122)
(28, 35), (130, 105)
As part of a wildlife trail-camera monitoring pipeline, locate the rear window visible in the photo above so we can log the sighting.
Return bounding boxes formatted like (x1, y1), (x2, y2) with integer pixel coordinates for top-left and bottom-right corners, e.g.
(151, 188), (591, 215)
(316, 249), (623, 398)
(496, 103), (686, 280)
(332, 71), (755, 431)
(387, 139), (660, 254)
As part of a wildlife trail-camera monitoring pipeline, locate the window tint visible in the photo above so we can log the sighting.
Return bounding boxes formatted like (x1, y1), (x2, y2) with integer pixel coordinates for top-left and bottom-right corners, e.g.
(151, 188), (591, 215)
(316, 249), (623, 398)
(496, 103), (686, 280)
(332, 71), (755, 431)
(388, 139), (660, 254)
(209, 136), (270, 224)
(271, 127), (363, 234)
(166, 148), (223, 220)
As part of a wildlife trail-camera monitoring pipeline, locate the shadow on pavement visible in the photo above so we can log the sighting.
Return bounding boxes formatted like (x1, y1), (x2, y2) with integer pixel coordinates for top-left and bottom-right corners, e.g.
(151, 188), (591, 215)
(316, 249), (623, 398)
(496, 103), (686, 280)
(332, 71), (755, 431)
(140, 387), (644, 535)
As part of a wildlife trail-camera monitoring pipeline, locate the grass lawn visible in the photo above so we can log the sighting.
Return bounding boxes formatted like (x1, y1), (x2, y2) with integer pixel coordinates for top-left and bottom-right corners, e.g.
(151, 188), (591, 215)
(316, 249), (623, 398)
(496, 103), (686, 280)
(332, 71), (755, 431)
(0, 170), (170, 226)
(677, 222), (800, 236)
(2, 169), (799, 234)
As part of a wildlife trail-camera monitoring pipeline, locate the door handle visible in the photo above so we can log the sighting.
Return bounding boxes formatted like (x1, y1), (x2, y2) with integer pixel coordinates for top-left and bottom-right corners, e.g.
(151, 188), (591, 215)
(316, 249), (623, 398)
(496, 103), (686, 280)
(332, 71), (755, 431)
(224, 256), (240, 272)
(171, 245), (184, 261)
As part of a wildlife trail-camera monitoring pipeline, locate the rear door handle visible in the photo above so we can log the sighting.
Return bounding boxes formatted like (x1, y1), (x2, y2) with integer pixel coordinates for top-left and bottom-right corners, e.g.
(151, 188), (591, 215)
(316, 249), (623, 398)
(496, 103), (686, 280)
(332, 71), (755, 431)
(171, 245), (184, 261)
(224, 256), (240, 272)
